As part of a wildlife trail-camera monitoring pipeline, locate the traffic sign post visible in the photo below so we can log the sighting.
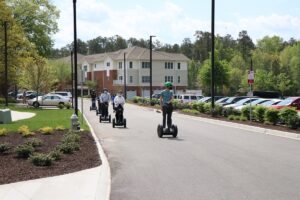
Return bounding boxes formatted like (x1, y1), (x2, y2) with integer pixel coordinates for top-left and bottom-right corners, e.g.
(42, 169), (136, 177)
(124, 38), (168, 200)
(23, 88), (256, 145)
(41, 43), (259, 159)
(248, 59), (254, 122)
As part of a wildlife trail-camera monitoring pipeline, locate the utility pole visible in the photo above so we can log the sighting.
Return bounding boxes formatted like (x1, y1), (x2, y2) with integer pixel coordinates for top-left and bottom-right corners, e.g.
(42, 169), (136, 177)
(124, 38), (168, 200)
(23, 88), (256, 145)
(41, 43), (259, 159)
(4, 21), (8, 107)
(149, 35), (156, 101)
(73, 0), (78, 116)
(211, 0), (215, 115)
(124, 52), (127, 99)
(71, 50), (74, 108)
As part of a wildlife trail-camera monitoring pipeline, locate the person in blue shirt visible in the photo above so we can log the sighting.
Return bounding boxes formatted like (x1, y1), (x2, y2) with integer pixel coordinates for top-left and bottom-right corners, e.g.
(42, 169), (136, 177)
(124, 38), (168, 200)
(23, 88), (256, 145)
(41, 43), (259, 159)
(160, 82), (174, 131)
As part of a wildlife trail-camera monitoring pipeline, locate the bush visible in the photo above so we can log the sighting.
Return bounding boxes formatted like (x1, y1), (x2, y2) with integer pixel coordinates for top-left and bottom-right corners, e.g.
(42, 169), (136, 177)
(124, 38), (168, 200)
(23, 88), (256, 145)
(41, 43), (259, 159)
(25, 138), (43, 147)
(30, 153), (54, 166)
(55, 125), (65, 131)
(57, 103), (64, 109)
(222, 107), (240, 117)
(49, 150), (62, 161)
(150, 98), (159, 106)
(228, 115), (235, 120)
(203, 103), (211, 114)
(239, 116), (247, 121)
(254, 106), (267, 123)
(182, 109), (199, 115)
(15, 144), (34, 158)
(279, 107), (298, 124)
(234, 116), (241, 120)
(0, 143), (11, 154)
(286, 115), (300, 129)
(62, 133), (81, 143)
(214, 104), (223, 116)
(18, 125), (34, 137)
(58, 142), (80, 154)
(133, 96), (142, 103)
(39, 127), (54, 135)
(172, 99), (181, 110)
(264, 108), (279, 125)
(241, 106), (254, 120)
(0, 128), (7, 136)
(65, 102), (71, 109)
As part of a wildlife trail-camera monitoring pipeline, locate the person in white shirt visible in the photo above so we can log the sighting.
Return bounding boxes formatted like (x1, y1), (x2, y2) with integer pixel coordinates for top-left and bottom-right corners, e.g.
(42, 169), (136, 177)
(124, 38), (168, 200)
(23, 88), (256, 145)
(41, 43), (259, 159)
(99, 88), (111, 117)
(113, 91), (125, 123)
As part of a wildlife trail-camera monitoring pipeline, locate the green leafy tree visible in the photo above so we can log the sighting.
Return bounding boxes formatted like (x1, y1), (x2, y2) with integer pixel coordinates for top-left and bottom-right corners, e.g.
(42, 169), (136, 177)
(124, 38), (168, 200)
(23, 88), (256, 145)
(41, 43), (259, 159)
(48, 60), (71, 90)
(188, 60), (200, 89)
(276, 73), (292, 96)
(237, 30), (255, 62)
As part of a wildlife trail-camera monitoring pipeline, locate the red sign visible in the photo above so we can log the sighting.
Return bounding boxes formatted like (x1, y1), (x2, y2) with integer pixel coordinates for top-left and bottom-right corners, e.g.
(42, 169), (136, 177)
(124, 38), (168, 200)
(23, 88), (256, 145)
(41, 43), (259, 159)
(248, 70), (254, 84)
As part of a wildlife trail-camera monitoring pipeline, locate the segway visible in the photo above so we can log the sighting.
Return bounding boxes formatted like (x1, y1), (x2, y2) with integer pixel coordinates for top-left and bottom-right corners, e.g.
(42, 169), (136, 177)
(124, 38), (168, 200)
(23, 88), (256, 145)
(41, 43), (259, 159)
(157, 124), (178, 138)
(90, 98), (97, 111)
(96, 99), (101, 116)
(112, 105), (126, 128)
(99, 102), (111, 123)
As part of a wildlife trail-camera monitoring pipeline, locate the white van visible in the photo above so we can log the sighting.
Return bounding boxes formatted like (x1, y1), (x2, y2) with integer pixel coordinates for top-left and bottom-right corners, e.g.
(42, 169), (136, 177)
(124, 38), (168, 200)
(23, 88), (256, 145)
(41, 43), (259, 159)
(179, 94), (197, 103)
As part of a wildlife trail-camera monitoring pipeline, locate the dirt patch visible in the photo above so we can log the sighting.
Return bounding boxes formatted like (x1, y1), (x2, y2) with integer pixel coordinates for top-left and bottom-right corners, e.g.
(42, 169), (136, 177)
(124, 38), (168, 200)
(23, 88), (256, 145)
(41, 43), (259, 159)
(0, 130), (101, 185)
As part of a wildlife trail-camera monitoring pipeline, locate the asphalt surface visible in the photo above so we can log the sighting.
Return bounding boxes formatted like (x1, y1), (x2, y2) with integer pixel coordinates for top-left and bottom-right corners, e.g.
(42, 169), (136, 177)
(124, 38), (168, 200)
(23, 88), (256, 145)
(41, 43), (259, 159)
(82, 100), (300, 200)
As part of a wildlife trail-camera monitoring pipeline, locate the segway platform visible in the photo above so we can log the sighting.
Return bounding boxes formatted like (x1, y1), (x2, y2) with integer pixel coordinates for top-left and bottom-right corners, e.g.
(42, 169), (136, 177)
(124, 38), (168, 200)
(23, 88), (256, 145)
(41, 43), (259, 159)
(112, 118), (126, 128)
(99, 114), (111, 123)
(157, 124), (178, 138)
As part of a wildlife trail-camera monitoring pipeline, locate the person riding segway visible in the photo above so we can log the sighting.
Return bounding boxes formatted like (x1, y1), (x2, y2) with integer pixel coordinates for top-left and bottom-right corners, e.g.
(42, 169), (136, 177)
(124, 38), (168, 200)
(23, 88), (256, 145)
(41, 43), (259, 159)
(157, 82), (178, 138)
(112, 90), (126, 128)
(90, 89), (97, 111)
(99, 88), (111, 122)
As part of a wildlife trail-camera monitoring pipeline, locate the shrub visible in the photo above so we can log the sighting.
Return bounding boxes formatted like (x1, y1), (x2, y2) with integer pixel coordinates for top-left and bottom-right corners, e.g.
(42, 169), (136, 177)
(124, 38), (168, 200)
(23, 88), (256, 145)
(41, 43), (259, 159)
(172, 99), (181, 110)
(182, 109), (199, 115)
(264, 108), (279, 125)
(254, 106), (267, 123)
(65, 102), (71, 109)
(62, 133), (81, 143)
(15, 144), (34, 158)
(240, 116), (247, 121)
(279, 107), (298, 124)
(133, 96), (142, 103)
(222, 107), (240, 117)
(49, 150), (62, 161)
(214, 104), (223, 116)
(203, 103), (211, 114)
(228, 115), (235, 120)
(0, 128), (7, 136)
(234, 116), (241, 120)
(18, 125), (34, 137)
(0, 143), (11, 154)
(55, 125), (65, 131)
(286, 115), (300, 129)
(30, 153), (54, 166)
(241, 106), (254, 120)
(25, 138), (43, 147)
(39, 127), (54, 135)
(57, 103), (64, 109)
(150, 98), (159, 106)
(58, 142), (80, 154)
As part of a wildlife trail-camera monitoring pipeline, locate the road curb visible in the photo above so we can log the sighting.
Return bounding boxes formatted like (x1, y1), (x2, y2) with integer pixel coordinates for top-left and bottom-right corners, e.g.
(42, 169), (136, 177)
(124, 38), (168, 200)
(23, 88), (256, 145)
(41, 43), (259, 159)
(175, 112), (300, 141)
(83, 114), (111, 200)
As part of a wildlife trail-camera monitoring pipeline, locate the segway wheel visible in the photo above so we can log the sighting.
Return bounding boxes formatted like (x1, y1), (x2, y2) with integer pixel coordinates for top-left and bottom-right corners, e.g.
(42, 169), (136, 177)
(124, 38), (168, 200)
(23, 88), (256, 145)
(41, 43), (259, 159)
(99, 115), (102, 123)
(109, 115), (111, 123)
(112, 118), (115, 128)
(90, 106), (92, 111)
(172, 125), (178, 138)
(123, 119), (126, 128)
(157, 125), (163, 138)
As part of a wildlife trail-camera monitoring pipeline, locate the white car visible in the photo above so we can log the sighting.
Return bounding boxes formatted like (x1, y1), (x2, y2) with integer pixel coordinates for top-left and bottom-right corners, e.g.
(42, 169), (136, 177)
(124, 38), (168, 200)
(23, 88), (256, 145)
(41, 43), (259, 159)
(235, 98), (269, 110)
(28, 94), (70, 108)
(178, 94), (197, 103)
(260, 99), (282, 107)
(49, 91), (72, 100)
(224, 98), (259, 109)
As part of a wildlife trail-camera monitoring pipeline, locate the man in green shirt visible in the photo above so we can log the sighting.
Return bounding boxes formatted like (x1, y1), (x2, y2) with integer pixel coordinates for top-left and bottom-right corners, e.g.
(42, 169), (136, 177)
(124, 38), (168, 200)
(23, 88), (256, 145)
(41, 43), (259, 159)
(160, 82), (174, 131)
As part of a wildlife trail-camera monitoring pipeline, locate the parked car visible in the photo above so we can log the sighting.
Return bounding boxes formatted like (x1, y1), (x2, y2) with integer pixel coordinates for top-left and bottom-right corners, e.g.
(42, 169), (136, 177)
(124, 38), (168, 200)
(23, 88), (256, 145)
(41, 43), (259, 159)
(271, 97), (300, 110)
(235, 98), (269, 110)
(196, 95), (204, 100)
(219, 96), (248, 107)
(173, 94), (181, 99)
(224, 97), (260, 109)
(179, 94), (197, 103)
(49, 91), (72, 99)
(28, 94), (71, 108)
(216, 97), (229, 104)
(152, 93), (161, 99)
(260, 99), (282, 107)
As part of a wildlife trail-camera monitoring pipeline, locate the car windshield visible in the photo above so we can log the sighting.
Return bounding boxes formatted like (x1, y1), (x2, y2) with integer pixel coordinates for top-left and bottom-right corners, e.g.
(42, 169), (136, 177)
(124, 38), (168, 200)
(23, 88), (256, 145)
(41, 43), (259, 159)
(251, 99), (267, 105)
(200, 97), (210, 102)
(216, 97), (228, 103)
(225, 97), (235, 103)
(277, 98), (293, 106)
(235, 98), (258, 106)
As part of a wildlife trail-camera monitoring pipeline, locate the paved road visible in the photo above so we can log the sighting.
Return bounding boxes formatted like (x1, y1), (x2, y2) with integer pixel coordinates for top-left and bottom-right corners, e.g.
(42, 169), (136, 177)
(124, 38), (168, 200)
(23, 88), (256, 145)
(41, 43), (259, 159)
(82, 100), (300, 200)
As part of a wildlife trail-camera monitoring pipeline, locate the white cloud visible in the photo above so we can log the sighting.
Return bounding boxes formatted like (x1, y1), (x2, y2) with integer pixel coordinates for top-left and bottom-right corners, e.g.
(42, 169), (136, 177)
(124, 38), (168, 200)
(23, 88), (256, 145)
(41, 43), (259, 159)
(52, 1), (300, 48)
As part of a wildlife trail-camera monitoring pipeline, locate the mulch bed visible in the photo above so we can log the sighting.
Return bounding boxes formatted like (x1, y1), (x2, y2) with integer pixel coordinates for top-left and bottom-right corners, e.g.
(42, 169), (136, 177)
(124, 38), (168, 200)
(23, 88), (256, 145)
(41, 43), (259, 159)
(0, 130), (101, 185)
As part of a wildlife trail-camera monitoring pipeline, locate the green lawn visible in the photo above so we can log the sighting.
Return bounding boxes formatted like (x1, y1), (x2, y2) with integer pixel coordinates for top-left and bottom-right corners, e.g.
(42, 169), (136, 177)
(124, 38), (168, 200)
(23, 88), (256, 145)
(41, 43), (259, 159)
(0, 106), (89, 132)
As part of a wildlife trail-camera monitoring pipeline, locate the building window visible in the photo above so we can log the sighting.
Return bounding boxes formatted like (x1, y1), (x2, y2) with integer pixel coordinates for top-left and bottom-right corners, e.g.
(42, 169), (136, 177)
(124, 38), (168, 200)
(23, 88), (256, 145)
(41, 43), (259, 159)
(94, 64), (97, 69)
(178, 76), (181, 83)
(119, 62), (122, 69)
(83, 65), (87, 71)
(164, 76), (173, 83)
(142, 76), (150, 83)
(129, 61), (133, 68)
(130, 76), (133, 83)
(165, 62), (173, 69)
(106, 62), (110, 67)
(177, 63), (181, 69)
(142, 62), (150, 69)
(119, 76), (123, 81)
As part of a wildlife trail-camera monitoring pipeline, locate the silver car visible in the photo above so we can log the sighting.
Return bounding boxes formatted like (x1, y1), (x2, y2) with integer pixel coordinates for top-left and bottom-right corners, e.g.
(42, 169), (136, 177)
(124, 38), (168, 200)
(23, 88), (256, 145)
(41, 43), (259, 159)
(28, 94), (70, 108)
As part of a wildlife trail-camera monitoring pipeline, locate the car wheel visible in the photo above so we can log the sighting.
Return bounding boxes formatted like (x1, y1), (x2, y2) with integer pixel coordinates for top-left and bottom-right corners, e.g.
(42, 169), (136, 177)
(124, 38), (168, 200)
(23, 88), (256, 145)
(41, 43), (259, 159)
(33, 102), (40, 108)
(59, 102), (64, 106)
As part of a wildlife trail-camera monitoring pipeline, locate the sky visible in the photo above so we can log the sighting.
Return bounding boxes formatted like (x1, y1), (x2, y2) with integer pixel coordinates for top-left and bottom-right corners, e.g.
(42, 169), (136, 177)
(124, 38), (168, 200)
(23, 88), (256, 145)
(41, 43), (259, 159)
(51, 0), (300, 48)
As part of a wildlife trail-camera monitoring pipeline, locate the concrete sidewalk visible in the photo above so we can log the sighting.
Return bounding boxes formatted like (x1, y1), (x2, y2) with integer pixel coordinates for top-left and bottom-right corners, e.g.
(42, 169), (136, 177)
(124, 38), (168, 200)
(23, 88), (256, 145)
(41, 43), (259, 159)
(0, 111), (111, 200)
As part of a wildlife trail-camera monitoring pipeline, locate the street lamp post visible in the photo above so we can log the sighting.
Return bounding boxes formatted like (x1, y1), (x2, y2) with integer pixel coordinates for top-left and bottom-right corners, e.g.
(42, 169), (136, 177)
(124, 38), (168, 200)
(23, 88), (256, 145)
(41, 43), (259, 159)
(73, 0), (78, 116)
(211, 0), (215, 115)
(4, 21), (8, 107)
(149, 35), (156, 101)
(123, 52), (127, 99)
(71, 50), (74, 108)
